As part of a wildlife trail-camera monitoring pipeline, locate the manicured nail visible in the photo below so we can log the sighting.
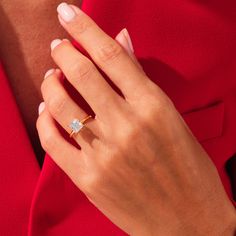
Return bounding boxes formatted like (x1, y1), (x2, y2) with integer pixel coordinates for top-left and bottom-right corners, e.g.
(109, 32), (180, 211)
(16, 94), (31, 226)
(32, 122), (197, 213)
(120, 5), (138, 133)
(44, 69), (55, 79)
(116, 29), (132, 55)
(123, 28), (134, 53)
(51, 39), (62, 50)
(115, 29), (134, 55)
(38, 102), (45, 115)
(57, 2), (76, 22)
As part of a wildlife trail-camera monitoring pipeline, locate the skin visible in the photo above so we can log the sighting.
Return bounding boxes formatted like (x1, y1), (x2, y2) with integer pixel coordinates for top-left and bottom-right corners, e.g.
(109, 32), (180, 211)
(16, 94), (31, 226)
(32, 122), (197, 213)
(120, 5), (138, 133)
(0, 0), (81, 163)
(1, 1), (236, 234)
(36, 4), (236, 235)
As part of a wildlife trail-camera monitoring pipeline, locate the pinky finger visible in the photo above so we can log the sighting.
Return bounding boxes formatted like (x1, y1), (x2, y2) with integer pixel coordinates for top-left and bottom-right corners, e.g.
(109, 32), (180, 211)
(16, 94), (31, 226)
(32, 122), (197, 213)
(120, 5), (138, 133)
(36, 102), (84, 183)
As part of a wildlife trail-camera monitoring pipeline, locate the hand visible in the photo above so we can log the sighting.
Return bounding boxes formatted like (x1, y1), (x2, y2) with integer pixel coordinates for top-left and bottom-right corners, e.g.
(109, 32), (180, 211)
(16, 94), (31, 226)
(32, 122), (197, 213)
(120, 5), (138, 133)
(37, 3), (236, 235)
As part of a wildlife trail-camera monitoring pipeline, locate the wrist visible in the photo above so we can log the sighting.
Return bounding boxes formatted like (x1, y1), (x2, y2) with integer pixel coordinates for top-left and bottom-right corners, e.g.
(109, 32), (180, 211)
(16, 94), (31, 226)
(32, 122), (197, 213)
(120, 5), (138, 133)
(130, 205), (236, 236)
(186, 204), (236, 236)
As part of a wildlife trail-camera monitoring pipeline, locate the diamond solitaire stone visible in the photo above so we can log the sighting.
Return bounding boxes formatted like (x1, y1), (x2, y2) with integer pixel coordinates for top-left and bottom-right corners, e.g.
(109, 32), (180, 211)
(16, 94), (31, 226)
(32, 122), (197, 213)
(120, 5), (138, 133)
(70, 119), (84, 133)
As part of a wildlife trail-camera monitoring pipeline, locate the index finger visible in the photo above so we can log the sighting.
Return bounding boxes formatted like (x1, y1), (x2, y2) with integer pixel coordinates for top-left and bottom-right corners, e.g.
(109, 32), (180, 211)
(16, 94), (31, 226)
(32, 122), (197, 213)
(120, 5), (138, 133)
(57, 2), (149, 100)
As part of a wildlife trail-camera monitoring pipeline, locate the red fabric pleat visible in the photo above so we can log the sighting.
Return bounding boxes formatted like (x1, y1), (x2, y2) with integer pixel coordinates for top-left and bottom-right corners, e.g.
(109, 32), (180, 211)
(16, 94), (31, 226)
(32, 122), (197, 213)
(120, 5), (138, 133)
(0, 62), (40, 235)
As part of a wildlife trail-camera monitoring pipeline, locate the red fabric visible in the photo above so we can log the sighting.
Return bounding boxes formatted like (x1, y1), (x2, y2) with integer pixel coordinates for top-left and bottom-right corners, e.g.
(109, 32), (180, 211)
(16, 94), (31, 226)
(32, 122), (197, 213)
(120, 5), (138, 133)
(0, 0), (236, 235)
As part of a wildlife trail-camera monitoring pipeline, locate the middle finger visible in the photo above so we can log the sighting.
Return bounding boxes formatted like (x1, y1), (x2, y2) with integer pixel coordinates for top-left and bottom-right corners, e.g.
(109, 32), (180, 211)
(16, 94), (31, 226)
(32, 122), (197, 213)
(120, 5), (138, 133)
(51, 39), (125, 120)
(50, 39), (125, 120)
(56, 3), (149, 101)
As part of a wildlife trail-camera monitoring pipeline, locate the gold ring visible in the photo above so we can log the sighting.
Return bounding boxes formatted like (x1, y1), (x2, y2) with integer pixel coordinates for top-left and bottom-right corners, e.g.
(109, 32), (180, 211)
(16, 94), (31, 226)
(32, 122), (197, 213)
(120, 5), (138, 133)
(69, 115), (93, 138)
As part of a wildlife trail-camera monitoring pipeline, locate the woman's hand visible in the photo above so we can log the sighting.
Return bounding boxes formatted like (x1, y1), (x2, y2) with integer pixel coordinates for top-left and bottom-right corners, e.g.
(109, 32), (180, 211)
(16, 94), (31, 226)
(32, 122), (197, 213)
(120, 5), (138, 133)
(36, 3), (236, 235)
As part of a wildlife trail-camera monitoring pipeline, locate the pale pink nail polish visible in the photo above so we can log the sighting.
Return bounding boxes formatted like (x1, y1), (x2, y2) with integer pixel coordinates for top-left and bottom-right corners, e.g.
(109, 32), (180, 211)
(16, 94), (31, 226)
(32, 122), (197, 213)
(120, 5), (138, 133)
(44, 69), (55, 79)
(38, 102), (45, 115)
(123, 28), (134, 53)
(116, 30), (131, 54)
(115, 28), (134, 55)
(51, 39), (62, 50)
(57, 2), (76, 22)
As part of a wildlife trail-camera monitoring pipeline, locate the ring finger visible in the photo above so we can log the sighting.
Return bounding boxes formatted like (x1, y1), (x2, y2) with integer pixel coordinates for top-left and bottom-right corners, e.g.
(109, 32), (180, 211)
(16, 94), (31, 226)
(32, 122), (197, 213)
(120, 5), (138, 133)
(41, 69), (100, 150)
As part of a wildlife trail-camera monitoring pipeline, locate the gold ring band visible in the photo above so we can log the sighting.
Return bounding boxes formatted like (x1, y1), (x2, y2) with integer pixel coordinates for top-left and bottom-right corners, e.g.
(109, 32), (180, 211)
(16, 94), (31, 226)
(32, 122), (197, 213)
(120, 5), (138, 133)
(80, 115), (93, 125)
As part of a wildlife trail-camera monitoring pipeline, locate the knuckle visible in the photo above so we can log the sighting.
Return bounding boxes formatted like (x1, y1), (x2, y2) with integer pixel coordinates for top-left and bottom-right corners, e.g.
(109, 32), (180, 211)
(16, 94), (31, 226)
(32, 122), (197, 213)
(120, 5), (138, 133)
(41, 132), (56, 152)
(82, 173), (101, 197)
(144, 106), (161, 121)
(71, 15), (93, 35)
(47, 94), (67, 117)
(141, 97), (172, 122)
(125, 125), (141, 143)
(40, 73), (58, 94)
(36, 116), (56, 152)
(108, 147), (124, 165)
(116, 122), (142, 147)
(36, 116), (42, 132)
(68, 60), (94, 83)
(50, 41), (65, 58)
(40, 80), (46, 94)
(40, 77), (50, 94)
(95, 41), (123, 64)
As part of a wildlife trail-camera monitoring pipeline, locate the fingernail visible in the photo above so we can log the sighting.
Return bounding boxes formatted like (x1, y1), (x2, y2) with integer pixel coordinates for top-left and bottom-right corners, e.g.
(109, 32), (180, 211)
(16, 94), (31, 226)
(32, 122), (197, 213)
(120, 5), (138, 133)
(51, 39), (62, 50)
(38, 102), (45, 115)
(44, 69), (55, 79)
(115, 29), (131, 55)
(115, 29), (134, 55)
(57, 2), (76, 23)
(123, 28), (134, 53)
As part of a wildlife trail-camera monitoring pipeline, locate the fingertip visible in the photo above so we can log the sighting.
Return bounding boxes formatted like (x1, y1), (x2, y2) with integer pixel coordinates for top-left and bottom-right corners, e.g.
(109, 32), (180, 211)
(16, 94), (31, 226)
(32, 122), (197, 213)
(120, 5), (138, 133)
(57, 2), (76, 22)
(38, 102), (45, 115)
(44, 68), (55, 79)
(44, 68), (62, 79)
(123, 28), (134, 53)
(115, 28), (134, 55)
(62, 38), (70, 42)
(115, 29), (125, 42)
(51, 39), (62, 51)
(69, 4), (83, 15)
(55, 68), (62, 74)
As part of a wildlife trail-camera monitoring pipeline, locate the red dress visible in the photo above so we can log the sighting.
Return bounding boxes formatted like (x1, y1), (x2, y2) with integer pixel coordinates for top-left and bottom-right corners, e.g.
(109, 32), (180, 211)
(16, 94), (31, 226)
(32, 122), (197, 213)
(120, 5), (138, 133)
(0, 0), (236, 235)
